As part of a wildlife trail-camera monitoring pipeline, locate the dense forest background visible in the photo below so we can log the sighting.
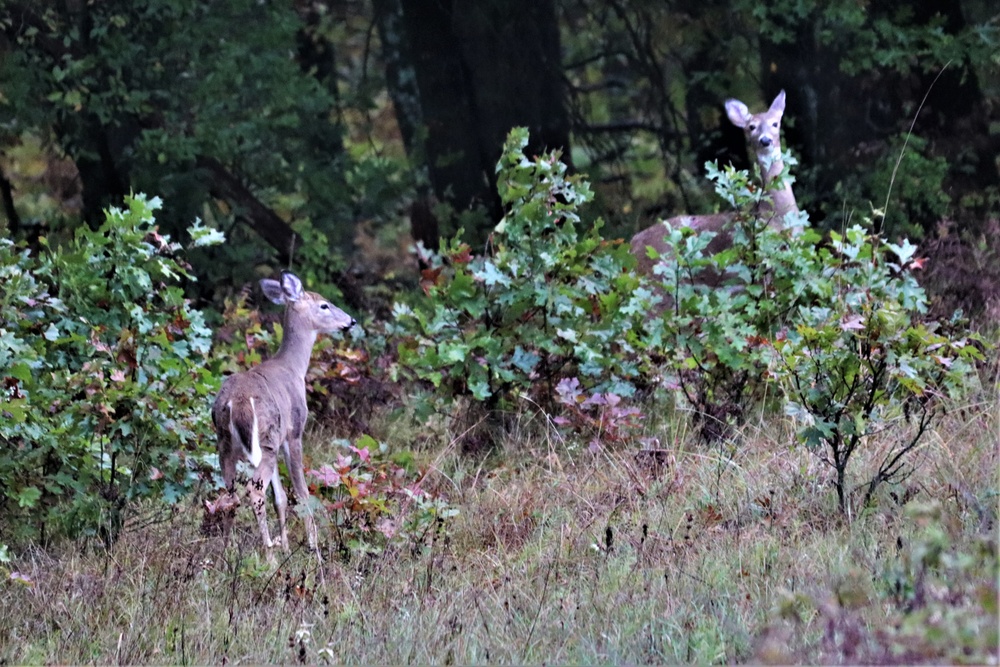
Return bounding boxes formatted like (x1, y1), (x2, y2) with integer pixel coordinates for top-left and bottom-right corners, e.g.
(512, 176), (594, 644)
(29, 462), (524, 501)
(2, 0), (997, 317)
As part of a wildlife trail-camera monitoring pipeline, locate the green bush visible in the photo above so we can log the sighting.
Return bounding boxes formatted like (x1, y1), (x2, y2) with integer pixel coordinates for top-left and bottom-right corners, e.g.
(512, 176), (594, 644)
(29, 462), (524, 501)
(391, 128), (646, 418)
(637, 159), (815, 438)
(0, 194), (223, 547)
(638, 155), (982, 513)
(769, 228), (981, 514)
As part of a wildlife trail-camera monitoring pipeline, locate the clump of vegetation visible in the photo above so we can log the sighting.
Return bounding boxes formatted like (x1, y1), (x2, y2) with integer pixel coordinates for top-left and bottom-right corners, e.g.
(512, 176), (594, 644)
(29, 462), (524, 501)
(638, 154), (982, 514)
(0, 399), (994, 664)
(391, 128), (645, 419)
(308, 434), (458, 560)
(0, 195), (223, 547)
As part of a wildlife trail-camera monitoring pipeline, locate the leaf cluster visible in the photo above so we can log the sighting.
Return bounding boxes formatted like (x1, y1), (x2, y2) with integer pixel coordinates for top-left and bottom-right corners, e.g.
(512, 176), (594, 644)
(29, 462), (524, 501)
(307, 434), (458, 559)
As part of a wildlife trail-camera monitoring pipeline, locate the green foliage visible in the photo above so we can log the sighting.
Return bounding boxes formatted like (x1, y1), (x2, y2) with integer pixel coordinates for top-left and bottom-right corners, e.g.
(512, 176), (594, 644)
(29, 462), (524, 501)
(739, 0), (996, 79)
(638, 159), (815, 437)
(875, 501), (999, 662)
(391, 128), (645, 415)
(0, 0), (367, 282)
(638, 157), (981, 512)
(774, 500), (1000, 663)
(769, 228), (982, 512)
(0, 194), (222, 545)
(836, 134), (952, 239)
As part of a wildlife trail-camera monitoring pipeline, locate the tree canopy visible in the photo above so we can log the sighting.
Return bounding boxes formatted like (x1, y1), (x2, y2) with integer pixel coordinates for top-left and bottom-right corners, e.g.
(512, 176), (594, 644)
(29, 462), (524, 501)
(1, 0), (997, 300)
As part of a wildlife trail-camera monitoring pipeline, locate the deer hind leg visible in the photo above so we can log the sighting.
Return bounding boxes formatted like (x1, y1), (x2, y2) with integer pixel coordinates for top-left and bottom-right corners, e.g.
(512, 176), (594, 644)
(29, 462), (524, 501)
(270, 456), (290, 553)
(215, 432), (241, 541)
(247, 448), (278, 563)
(286, 435), (319, 556)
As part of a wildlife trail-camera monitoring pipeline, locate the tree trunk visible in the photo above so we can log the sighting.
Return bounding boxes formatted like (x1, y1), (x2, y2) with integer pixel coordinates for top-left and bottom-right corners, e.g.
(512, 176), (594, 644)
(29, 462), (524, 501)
(381, 0), (571, 246)
(0, 165), (21, 236)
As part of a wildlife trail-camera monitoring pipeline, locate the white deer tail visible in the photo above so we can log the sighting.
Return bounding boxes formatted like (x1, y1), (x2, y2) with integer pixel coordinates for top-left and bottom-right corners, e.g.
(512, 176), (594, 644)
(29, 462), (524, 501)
(246, 396), (262, 466)
(227, 397), (263, 468)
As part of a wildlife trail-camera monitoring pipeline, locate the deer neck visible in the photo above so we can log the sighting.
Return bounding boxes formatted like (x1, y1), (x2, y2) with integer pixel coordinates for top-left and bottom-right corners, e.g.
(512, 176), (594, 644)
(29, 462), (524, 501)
(272, 313), (319, 379)
(757, 153), (798, 220)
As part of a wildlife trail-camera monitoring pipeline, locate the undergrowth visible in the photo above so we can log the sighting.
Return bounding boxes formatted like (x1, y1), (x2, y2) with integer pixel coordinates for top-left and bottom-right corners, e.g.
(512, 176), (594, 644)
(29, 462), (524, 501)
(1, 380), (995, 665)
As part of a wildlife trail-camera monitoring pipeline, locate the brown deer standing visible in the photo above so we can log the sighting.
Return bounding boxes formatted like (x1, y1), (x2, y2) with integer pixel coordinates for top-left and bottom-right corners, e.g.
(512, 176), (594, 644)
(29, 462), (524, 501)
(630, 90), (800, 291)
(210, 271), (355, 563)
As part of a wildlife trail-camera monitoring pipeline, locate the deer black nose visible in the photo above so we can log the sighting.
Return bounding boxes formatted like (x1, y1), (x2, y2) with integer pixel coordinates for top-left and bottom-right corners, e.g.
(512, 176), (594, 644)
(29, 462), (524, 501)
(348, 318), (357, 328)
(759, 136), (772, 147)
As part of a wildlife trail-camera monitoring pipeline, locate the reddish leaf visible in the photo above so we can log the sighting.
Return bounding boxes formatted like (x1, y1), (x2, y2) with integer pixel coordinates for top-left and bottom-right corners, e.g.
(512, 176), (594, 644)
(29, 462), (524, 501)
(450, 243), (473, 265)
(420, 267), (444, 295)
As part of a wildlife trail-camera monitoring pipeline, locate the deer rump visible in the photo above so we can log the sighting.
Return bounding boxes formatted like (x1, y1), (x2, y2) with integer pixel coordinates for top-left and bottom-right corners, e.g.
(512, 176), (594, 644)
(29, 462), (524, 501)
(213, 367), (303, 472)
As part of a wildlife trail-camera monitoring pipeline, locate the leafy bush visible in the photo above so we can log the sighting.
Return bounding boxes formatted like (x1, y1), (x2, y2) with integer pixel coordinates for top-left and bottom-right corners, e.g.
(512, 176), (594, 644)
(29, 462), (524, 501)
(637, 159), (814, 438)
(638, 157), (981, 513)
(769, 229), (981, 514)
(0, 194), (223, 546)
(552, 377), (644, 452)
(391, 128), (645, 418)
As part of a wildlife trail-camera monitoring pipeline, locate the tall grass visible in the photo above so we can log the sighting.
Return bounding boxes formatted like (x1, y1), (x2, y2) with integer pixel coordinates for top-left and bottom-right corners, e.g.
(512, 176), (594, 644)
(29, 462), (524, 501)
(1, 379), (996, 665)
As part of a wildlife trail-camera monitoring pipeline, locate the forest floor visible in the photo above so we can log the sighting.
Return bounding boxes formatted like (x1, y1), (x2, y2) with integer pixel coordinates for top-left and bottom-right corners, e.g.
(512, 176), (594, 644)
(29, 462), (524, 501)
(1, 375), (997, 665)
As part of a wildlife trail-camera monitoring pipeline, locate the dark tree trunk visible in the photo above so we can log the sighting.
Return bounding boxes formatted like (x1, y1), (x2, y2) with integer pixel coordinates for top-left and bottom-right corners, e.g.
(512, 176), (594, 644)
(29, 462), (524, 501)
(373, 0), (439, 253)
(373, 0), (425, 164)
(381, 0), (571, 246)
(72, 119), (133, 227)
(758, 18), (862, 181)
(676, 2), (749, 173)
(0, 165), (20, 236)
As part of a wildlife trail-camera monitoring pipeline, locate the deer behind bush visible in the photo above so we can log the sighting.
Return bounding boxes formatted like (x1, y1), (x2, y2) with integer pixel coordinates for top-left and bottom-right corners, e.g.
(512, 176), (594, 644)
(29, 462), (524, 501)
(630, 90), (799, 288)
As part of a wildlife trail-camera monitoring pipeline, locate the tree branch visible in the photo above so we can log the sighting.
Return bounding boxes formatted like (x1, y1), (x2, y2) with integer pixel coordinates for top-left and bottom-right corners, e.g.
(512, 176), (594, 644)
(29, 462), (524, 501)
(196, 157), (303, 267)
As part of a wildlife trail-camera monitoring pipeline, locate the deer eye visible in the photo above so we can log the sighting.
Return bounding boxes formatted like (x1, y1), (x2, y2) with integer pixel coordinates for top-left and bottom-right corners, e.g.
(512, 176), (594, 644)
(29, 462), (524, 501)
(320, 304), (330, 310)
(772, 122), (778, 128)
(749, 124), (757, 131)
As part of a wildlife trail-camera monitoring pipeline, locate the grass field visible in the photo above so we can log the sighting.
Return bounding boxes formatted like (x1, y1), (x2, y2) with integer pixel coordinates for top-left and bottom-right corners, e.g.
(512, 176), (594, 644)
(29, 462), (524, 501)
(1, 380), (997, 665)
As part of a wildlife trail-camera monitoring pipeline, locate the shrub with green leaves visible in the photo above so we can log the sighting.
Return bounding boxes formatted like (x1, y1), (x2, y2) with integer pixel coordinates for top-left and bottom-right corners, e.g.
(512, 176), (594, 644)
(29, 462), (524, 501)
(638, 156), (981, 513)
(768, 229), (982, 514)
(391, 128), (645, 417)
(0, 194), (223, 547)
(638, 159), (814, 438)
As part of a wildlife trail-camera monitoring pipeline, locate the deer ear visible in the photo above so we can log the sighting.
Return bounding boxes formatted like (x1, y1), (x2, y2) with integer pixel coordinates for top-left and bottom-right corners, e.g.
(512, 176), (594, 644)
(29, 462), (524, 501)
(280, 272), (304, 302)
(769, 90), (786, 116)
(724, 99), (751, 128)
(260, 278), (286, 305)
